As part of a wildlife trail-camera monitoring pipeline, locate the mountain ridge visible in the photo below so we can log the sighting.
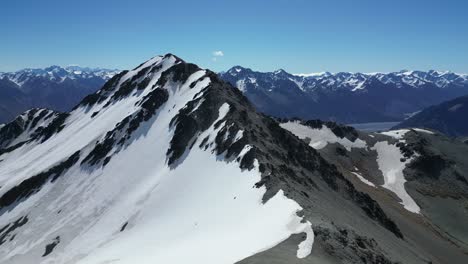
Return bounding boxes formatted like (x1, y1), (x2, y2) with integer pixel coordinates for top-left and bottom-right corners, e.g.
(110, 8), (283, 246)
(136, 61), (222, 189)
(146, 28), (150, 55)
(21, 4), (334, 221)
(220, 66), (468, 123)
(0, 65), (119, 86)
(225, 67), (468, 90)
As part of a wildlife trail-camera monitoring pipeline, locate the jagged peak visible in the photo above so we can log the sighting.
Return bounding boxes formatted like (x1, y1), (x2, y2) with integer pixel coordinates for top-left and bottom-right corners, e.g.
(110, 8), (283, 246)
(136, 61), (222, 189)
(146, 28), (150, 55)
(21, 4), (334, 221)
(0, 108), (63, 149)
(222, 67), (468, 90)
(0, 64), (121, 86)
(225, 65), (255, 75)
(273, 68), (288, 74)
(11, 108), (57, 125)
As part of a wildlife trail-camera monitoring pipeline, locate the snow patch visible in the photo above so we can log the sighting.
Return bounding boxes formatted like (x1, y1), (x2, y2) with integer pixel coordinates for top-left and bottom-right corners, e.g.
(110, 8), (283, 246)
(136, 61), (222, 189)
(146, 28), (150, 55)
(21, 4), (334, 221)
(236, 79), (246, 92)
(380, 129), (410, 139)
(280, 121), (367, 151)
(381, 128), (434, 139)
(293, 72), (329, 77)
(372, 141), (420, 213)
(351, 172), (375, 187)
(289, 78), (305, 91)
(233, 130), (244, 143)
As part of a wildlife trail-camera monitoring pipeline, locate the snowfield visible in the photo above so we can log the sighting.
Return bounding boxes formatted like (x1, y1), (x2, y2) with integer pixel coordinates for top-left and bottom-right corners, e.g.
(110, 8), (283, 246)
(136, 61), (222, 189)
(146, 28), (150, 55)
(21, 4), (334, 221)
(0, 55), (313, 263)
(372, 141), (420, 213)
(381, 128), (434, 140)
(281, 122), (421, 213)
(280, 121), (367, 151)
(351, 172), (376, 187)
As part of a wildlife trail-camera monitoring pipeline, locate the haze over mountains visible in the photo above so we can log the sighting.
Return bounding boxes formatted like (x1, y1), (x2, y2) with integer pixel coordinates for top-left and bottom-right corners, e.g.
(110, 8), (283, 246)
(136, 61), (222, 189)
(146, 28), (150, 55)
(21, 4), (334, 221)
(0, 54), (467, 263)
(0, 66), (119, 123)
(220, 67), (468, 123)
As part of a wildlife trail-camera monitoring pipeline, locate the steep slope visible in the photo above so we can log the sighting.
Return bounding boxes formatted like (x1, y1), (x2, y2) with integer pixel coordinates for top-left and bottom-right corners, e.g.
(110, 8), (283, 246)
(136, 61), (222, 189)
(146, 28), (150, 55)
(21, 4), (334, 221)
(0, 66), (119, 123)
(393, 95), (468, 137)
(219, 67), (468, 123)
(0, 54), (466, 264)
(279, 120), (468, 263)
(0, 108), (63, 150)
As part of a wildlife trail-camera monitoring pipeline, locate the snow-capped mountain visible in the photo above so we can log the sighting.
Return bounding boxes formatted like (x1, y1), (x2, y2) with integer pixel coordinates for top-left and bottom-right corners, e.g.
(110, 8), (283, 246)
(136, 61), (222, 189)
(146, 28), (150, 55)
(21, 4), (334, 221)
(293, 70), (468, 90)
(0, 66), (120, 124)
(0, 54), (467, 264)
(220, 67), (468, 123)
(0, 66), (119, 86)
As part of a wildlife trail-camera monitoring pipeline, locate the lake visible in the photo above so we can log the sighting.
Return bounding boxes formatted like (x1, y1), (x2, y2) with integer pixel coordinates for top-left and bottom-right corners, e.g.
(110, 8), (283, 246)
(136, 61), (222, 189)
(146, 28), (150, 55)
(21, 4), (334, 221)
(347, 122), (401, 132)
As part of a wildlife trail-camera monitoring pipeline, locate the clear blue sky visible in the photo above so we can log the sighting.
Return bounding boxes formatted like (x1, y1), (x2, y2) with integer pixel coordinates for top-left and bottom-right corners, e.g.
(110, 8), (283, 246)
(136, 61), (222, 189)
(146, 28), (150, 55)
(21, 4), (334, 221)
(1, 0), (467, 73)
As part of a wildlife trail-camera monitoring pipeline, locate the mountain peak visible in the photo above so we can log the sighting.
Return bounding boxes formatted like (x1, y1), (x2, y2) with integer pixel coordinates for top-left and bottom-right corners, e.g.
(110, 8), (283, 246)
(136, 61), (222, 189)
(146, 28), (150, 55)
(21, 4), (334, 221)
(0, 54), (325, 262)
(44, 65), (63, 71)
(274, 68), (288, 74)
(227, 65), (248, 74)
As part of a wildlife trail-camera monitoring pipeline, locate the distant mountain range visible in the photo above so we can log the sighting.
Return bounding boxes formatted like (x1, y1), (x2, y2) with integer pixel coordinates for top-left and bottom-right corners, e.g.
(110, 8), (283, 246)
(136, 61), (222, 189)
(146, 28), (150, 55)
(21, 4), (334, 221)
(219, 67), (468, 123)
(2, 64), (468, 129)
(394, 94), (468, 137)
(0, 66), (120, 123)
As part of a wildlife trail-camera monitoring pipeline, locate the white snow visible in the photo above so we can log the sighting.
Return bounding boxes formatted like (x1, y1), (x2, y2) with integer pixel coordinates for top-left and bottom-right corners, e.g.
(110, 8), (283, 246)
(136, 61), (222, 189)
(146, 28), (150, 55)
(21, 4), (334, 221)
(236, 79), (246, 92)
(280, 121), (367, 151)
(372, 141), (420, 213)
(293, 72), (329, 77)
(350, 80), (366, 91)
(233, 130), (244, 143)
(380, 129), (410, 139)
(248, 77), (257, 84)
(296, 219), (314, 258)
(289, 78), (306, 91)
(234, 77), (258, 92)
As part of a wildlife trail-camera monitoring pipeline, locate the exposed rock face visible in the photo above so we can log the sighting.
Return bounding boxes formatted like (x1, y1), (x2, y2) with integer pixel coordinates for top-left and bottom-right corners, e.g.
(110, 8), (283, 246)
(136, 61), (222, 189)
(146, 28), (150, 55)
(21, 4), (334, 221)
(0, 54), (466, 264)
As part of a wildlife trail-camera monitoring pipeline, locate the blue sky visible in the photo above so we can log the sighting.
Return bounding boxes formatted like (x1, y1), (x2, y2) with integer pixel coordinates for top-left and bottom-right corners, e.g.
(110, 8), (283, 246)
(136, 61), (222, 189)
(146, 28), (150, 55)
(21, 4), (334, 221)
(1, 0), (467, 73)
